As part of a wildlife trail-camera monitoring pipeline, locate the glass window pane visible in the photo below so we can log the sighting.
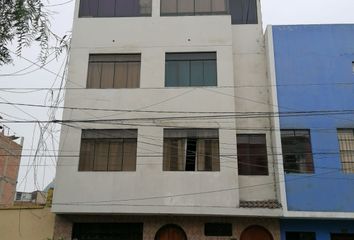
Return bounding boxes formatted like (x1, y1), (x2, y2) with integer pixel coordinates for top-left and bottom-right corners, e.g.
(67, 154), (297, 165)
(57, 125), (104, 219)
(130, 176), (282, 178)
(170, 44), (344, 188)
(190, 61), (204, 86)
(212, 0), (227, 13)
(161, 0), (177, 14)
(100, 63), (115, 88)
(114, 63), (128, 88)
(79, 0), (99, 17)
(204, 60), (217, 86)
(230, 0), (258, 24)
(94, 142), (110, 171)
(116, 0), (139, 17)
(79, 140), (95, 171)
(139, 0), (152, 15)
(178, 0), (194, 14)
(127, 62), (140, 88)
(195, 0), (211, 13)
(122, 139), (137, 171)
(87, 63), (101, 88)
(108, 141), (123, 171)
(177, 61), (190, 86)
(97, 0), (115, 17)
(165, 61), (179, 87)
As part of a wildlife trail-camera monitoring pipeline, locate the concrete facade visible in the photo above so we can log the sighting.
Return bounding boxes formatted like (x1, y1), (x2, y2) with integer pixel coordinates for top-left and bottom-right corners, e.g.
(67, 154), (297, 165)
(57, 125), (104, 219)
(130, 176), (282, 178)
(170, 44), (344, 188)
(267, 24), (354, 240)
(53, 0), (281, 217)
(270, 24), (354, 213)
(0, 132), (23, 206)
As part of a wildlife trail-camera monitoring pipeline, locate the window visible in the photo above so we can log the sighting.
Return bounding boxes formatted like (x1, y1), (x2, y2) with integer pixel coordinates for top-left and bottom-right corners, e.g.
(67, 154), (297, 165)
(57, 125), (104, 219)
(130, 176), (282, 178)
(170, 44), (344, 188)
(352, 62), (354, 73)
(87, 54), (141, 89)
(229, 0), (258, 24)
(79, 130), (137, 171)
(160, 0), (228, 16)
(72, 223), (143, 240)
(281, 130), (314, 174)
(204, 223), (232, 236)
(286, 232), (316, 240)
(165, 52), (217, 87)
(337, 129), (354, 173)
(163, 129), (220, 171)
(79, 0), (152, 17)
(237, 134), (268, 175)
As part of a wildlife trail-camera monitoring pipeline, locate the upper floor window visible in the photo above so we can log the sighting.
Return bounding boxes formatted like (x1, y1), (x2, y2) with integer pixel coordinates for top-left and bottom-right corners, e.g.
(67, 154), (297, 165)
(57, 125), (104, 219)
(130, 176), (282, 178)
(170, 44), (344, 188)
(163, 129), (220, 171)
(87, 54), (141, 89)
(161, 0), (229, 16)
(79, 0), (152, 18)
(237, 134), (268, 175)
(79, 129), (137, 171)
(204, 223), (232, 236)
(165, 52), (217, 87)
(229, 0), (258, 24)
(337, 129), (354, 174)
(281, 130), (314, 174)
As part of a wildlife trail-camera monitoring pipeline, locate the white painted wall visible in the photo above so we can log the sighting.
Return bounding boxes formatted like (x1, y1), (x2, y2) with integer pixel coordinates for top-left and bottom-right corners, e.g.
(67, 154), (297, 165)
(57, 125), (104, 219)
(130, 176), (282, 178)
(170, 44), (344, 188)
(53, 0), (280, 216)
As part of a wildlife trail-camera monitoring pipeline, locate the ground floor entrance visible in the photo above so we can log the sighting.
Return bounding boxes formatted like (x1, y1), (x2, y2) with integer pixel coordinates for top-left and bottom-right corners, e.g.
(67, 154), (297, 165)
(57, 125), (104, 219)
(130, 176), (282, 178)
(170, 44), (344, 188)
(54, 215), (280, 240)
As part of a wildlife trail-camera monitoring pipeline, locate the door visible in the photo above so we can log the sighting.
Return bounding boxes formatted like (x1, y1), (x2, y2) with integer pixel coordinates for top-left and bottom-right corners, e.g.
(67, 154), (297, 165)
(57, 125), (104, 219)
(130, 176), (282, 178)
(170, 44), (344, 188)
(240, 225), (273, 240)
(331, 234), (354, 240)
(155, 224), (187, 240)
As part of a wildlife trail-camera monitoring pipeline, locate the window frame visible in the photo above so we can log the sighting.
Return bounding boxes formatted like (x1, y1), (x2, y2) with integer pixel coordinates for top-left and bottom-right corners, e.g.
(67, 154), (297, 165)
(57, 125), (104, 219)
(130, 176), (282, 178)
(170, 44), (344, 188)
(78, 0), (152, 18)
(237, 134), (269, 176)
(86, 54), (141, 89)
(337, 128), (354, 174)
(78, 129), (138, 172)
(165, 52), (218, 87)
(281, 129), (315, 174)
(163, 128), (220, 172)
(160, 0), (229, 16)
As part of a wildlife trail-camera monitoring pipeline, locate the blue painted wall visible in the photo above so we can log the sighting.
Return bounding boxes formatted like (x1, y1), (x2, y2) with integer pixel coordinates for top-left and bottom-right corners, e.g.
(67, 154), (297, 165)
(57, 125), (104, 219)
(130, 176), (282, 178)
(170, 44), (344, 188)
(272, 24), (354, 212)
(281, 220), (354, 240)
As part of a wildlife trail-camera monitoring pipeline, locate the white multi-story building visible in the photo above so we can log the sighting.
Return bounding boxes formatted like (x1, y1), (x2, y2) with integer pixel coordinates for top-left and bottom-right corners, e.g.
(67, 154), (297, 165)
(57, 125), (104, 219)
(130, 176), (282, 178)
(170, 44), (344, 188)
(53, 0), (284, 239)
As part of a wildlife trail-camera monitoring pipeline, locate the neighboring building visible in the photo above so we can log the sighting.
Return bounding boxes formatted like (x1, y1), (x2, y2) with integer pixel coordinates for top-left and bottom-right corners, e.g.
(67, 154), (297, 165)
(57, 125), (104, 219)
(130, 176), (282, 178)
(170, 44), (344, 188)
(0, 129), (23, 206)
(0, 206), (55, 240)
(14, 190), (47, 206)
(53, 0), (283, 239)
(266, 25), (354, 240)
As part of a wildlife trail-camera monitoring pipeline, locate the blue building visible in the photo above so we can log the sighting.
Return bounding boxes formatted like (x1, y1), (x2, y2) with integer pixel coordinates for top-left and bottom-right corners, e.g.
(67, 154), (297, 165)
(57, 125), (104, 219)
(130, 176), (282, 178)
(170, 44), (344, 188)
(268, 24), (354, 240)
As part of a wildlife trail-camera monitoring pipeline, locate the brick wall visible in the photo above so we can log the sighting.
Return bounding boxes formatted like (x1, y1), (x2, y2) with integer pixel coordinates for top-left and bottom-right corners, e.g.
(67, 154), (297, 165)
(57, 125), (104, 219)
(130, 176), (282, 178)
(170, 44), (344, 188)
(53, 214), (280, 240)
(0, 134), (22, 206)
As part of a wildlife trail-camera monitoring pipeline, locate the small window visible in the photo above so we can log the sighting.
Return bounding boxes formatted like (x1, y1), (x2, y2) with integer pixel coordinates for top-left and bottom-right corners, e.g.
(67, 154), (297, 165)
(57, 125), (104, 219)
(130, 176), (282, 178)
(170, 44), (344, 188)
(79, 0), (152, 17)
(87, 54), (141, 89)
(337, 129), (354, 174)
(237, 134), (268, 175)
(286, 232), (316, 240)
(281, 130), (314, 174)
(163, 129), (220, 171)
(352, 62), (354, 73)
(204, 223), (232, 236)
(79, 129), (137, 171)
(165, 52), (217, 87)
(160, 0), (228, 16)
(229, 0), (258, 24)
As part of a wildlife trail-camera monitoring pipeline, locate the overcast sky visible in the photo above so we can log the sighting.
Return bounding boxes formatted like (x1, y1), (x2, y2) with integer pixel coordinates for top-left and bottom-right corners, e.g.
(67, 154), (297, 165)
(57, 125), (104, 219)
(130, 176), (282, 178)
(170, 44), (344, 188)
(1, 0), (354, 192)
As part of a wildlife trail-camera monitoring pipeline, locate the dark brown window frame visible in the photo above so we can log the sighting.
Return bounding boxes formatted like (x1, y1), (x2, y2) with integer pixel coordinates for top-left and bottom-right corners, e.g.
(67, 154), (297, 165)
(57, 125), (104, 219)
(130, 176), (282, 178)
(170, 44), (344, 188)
(237, 134), (269, 176)
(281, 129), (315, 174)
(160, 0), (229, 16)
(78, 129), (138, 172)
(87, 54), (141, 89)
(163, 129), (220, 172)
